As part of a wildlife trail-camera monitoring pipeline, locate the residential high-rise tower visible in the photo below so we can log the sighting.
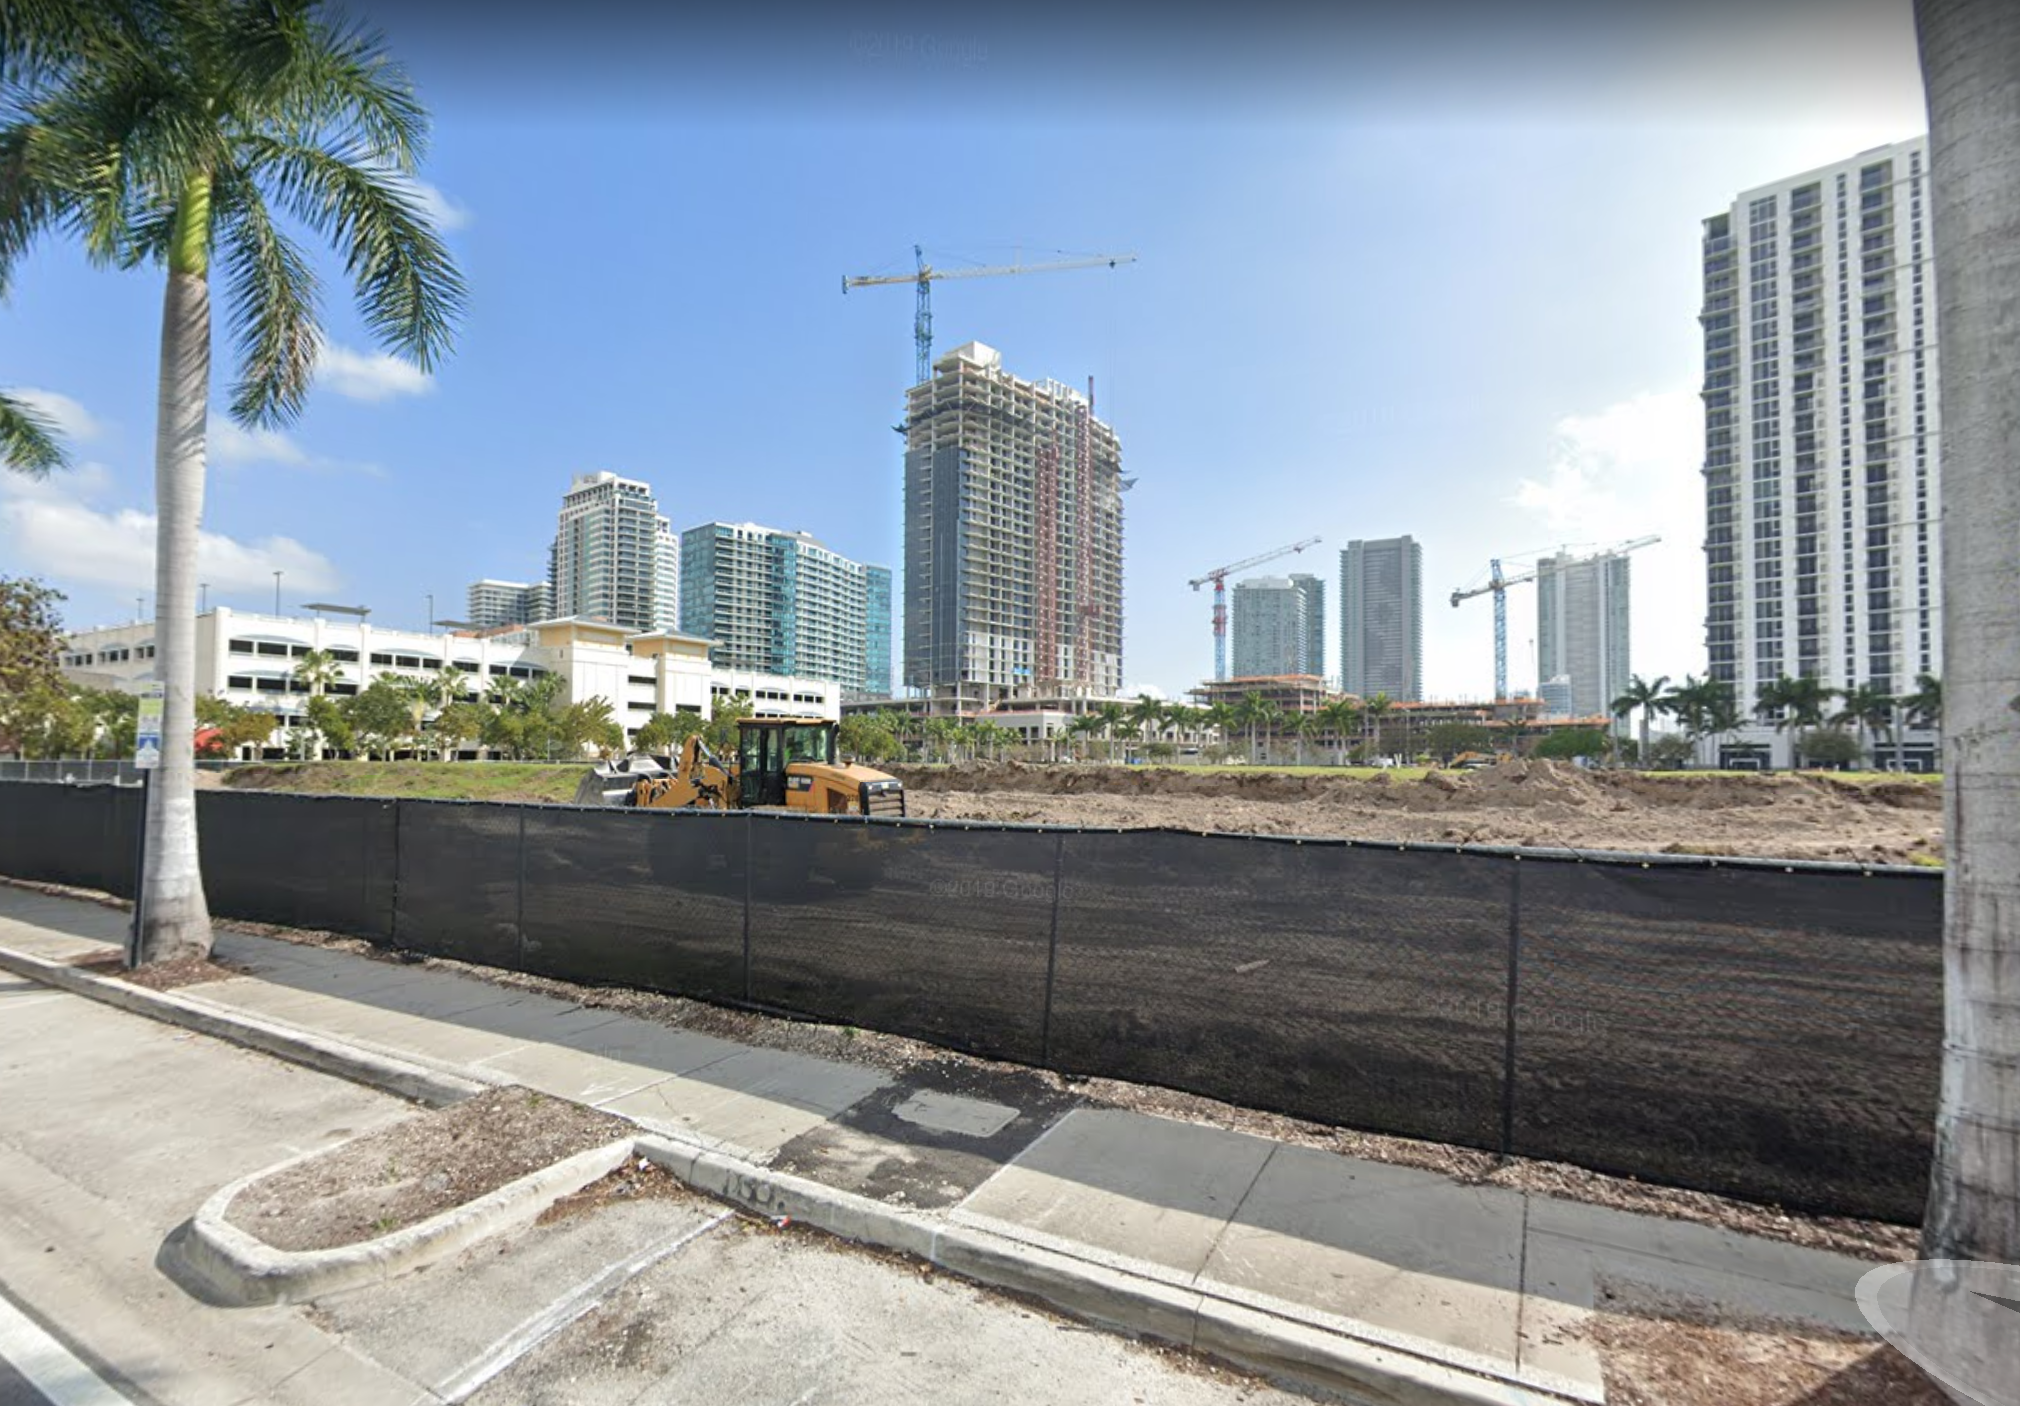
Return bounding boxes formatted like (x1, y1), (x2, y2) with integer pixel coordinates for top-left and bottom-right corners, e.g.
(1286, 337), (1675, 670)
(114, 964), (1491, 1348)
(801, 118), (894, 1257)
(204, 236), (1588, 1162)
(1339, 536), (1422, 701)
(1230, 573), (1324, 678)
(902, 342), (1125, 707)
(547, 471), (679, 633)
(1536, 548), (1631, 723)
(1701, 138), (1940, 766)
(466, 579), (552, 630)
(680, 522), (892, 694)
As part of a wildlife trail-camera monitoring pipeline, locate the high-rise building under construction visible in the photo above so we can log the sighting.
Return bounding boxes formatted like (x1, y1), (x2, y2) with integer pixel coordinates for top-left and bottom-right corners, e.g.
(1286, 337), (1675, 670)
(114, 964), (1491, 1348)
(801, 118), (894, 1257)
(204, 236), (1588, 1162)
(902, 342), (1125, 707)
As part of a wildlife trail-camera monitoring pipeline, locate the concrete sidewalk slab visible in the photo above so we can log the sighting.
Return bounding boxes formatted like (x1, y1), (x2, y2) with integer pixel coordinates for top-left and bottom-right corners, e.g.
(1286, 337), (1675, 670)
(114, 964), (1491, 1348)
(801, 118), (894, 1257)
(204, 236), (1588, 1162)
(600, 1047), (890, 1158)
(955, 1108), (1278, 1284)
(1200, 1144), (1530, 1365)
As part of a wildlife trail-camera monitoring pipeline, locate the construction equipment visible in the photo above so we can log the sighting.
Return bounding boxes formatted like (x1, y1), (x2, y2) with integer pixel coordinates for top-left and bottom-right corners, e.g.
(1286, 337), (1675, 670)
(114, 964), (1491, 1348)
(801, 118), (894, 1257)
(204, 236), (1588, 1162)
(1450, 535), (1659, 700)
(843, 246), (1137, 385)
(1188, 538), (1322, 682)
(576, 718), (906, 817)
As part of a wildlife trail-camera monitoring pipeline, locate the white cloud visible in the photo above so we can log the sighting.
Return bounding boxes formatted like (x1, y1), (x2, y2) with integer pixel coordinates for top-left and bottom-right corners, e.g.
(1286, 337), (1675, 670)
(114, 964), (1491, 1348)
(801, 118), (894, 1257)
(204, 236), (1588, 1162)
(6, 387), (102, 441)
(1510, 387), (1706, 685)
(316, 343), (433, 402)
(408, 179), (471, 232)
(1121, 683), (1167, 701)
(211, 420), (310, 466)
(0, 465), (340, 596)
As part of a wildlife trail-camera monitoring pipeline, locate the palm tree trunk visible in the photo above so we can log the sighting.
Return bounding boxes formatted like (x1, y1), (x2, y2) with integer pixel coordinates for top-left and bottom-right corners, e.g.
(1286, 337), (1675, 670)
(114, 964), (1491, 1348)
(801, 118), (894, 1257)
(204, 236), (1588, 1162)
(1916, 0), (2020, 1340)
(138, 265), (214, 964)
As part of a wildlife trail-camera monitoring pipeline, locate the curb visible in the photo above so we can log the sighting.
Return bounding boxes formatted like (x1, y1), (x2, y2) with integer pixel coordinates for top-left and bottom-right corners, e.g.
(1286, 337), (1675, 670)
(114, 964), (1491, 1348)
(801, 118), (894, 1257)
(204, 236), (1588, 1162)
(3, 943), (1597, 1405)
(638, 1133), (1598, 1406)
(174, 1138), (636, 1307)
(0, 944), (487, 1108)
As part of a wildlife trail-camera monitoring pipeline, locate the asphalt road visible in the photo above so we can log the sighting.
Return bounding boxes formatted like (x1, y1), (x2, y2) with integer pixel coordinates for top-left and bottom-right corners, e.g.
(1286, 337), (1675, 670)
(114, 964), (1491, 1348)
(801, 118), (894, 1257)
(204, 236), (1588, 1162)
(0, 977), (1303, 1406)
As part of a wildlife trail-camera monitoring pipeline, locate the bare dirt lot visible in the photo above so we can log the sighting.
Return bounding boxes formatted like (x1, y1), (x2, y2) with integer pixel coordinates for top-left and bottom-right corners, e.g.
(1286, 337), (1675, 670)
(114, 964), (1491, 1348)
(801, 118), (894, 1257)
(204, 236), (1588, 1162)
(891, 760), (1944, 865)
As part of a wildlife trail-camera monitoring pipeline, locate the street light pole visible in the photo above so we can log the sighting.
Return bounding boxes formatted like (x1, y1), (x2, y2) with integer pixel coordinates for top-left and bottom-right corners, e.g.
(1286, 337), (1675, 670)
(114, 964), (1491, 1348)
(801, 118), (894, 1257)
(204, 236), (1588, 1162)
(273, 570), (283, 614)
(199, 583), (209, 614)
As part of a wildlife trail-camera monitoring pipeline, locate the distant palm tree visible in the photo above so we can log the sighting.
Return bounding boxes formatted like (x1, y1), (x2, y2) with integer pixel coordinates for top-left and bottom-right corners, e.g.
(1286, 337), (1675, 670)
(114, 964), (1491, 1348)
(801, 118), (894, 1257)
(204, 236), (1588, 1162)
(1904, 672), (1943, 732)
(1095, 701), (1129, 762)
(1128, 693), (1164, 753)
(5, 0), (465, 963)
(1318, 698), (1361, 766)
(290, 648), (346, 758)
(1294, 712), (1323, 766)
(1203, 702), (1237, 761)
(1756, 674), (1836, 766)
(1068, 711), (1103, 762)
(1611, 673), (1671, 768)
(1834, 682), (1898, 767)
(1362, 693), (1394, 761)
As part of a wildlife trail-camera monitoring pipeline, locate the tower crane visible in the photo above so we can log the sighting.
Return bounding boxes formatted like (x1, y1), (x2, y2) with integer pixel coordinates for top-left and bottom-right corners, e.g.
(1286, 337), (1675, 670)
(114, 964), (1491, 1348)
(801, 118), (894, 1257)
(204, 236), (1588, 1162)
(843, 246), (1138, 385)
(1450, 535), (1659, 701)
(1189, 538), (1322, 682)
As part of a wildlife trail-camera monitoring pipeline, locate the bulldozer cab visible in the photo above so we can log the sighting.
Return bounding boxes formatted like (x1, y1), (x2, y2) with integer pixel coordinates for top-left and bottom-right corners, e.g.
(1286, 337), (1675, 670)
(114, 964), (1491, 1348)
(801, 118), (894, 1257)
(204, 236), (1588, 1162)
(737, 718), (837, 808)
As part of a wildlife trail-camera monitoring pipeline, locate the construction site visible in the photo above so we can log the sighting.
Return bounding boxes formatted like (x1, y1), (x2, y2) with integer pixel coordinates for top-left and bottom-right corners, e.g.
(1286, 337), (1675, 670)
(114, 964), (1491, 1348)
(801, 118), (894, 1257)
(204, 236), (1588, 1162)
(887, 758), (1945, 867)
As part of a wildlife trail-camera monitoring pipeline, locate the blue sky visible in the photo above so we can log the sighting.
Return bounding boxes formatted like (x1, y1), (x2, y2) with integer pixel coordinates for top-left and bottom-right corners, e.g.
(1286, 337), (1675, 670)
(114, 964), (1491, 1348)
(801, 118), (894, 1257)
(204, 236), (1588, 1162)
(2, 1), (1929, 699)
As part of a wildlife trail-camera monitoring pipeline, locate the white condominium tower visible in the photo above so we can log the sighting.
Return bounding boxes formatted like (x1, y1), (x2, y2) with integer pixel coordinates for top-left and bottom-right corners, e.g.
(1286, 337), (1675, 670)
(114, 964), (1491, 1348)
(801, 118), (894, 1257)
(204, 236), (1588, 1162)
(1701, 138), (1940, 766)
(548, 471), (680, 634)
(903, 342), (1126, 707)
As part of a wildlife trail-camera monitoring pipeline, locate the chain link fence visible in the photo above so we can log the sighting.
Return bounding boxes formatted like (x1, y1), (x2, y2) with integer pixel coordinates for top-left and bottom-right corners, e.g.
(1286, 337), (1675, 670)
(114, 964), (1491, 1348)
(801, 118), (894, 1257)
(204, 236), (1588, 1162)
(0, 780), (1943, 1223)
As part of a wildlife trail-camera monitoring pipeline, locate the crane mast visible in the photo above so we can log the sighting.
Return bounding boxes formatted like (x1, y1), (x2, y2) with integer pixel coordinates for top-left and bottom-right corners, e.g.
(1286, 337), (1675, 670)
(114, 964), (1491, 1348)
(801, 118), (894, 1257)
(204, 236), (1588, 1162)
(1450, 535), (1660, 700)
(1188, 537), (1323, 682)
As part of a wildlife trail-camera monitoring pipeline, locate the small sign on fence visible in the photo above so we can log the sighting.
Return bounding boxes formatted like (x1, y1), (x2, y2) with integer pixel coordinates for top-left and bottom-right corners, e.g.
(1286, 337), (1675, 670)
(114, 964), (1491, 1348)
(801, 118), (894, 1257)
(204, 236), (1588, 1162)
(134, 682), (164, 771)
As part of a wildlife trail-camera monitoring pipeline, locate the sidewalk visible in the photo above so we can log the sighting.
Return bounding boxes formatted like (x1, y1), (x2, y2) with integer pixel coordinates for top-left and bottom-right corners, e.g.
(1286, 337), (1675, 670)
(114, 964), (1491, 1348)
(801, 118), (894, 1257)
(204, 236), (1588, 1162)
(0, 885), (1896, 1405)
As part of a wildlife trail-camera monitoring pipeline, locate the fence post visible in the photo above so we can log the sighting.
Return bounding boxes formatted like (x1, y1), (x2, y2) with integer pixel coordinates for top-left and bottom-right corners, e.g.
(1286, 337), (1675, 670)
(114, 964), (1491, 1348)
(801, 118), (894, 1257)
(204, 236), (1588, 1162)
(515, 806), (528, 961)
(1500, 856), (1522, 1158)
(741, 812), (754, 1003)
(1041, 831), (1065, 1067)
(389, 799), (403, 944)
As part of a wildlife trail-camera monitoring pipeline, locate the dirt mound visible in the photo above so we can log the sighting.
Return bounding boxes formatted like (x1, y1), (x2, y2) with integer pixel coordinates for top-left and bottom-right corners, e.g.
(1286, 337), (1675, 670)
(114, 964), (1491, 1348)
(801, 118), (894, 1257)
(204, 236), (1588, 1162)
(889, 760), (1945, 865)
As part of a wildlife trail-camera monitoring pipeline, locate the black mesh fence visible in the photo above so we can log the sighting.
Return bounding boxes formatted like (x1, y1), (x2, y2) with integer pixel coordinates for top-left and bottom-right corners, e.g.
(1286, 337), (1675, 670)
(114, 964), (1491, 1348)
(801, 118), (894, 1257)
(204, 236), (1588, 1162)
(1508, 856), (1942, 1222)
(0, 780), (139, 896)
(1047, 833), (1514, 1153)
(196, 792), (395, 939)
(0, 781), (1945, 1222)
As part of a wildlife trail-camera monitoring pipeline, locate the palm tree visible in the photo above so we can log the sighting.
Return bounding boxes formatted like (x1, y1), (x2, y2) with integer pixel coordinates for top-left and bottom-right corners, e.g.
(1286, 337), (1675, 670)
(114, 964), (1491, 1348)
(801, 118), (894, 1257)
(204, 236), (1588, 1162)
(1610, 674), (1670, 768)
(1755, 674), (1836, 767)
(1094, 701), (1129, 763)
(1127, 693), (1163, 755)
(1362, 692), (1394, 762)
(1832, 682), (1897, 769)
(1903, 671), (1943, 735)
(1202, 701), (1237, 762)
(1250, 699), (1284, 764)
(0, 393), (65, 475)
(290, 647), (344, 758)
(4, 1), (465, 963)
(1912, 0), (2020, 1342)
(1294, 711), (1323, 766)
(1067, 711), (1103, 763)
(1318, 698), (1360, 767)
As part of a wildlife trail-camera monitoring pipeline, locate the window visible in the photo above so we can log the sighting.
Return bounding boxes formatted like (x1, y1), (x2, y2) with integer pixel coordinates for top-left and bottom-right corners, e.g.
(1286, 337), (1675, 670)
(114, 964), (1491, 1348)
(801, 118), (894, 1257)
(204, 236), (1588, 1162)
(228, 638), (256, 654)
(370, 652), (394, 665)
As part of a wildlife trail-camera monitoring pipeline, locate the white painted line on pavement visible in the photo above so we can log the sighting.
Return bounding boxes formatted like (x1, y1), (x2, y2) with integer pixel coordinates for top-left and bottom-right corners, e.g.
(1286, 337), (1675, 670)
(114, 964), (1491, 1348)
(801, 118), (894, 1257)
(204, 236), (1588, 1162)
(438, 1209), (735, 1402)
(0, 1289), (132, 1406)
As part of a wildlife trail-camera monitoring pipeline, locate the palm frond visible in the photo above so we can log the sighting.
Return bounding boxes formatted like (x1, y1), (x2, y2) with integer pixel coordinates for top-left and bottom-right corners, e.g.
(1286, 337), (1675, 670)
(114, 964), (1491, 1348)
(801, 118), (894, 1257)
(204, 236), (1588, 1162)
(243, 132), (463, 370)
(0, 122), (64, 297)
(220, 3), (427, 171)
(0, 389), (66, 475)
(215, 160), (321, 426)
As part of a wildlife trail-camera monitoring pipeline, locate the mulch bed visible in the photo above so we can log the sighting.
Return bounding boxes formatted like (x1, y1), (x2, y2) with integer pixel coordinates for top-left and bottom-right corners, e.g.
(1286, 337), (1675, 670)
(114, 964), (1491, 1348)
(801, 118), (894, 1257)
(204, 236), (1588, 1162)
(223, 1086), (629, 1252)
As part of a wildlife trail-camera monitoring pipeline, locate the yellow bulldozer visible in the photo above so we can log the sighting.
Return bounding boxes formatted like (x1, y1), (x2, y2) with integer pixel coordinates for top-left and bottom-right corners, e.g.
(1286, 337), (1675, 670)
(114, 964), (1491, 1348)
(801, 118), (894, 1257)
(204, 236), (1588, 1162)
(575, 716), (906, 817)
